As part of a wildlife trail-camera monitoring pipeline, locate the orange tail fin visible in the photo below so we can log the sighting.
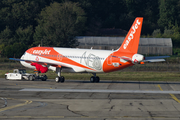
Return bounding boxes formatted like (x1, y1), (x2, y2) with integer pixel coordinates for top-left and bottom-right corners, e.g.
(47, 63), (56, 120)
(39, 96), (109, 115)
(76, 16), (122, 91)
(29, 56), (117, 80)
(117, 17), (143, 53)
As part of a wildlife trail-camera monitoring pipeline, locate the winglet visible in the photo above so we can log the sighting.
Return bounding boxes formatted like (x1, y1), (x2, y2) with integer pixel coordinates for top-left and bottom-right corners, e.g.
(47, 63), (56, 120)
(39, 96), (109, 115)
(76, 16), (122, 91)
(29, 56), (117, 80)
(117, 17), (143, 53)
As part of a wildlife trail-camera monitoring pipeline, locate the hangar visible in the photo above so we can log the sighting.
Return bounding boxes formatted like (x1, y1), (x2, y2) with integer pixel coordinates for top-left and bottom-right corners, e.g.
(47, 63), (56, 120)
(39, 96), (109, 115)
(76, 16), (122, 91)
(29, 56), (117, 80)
(76, 36), (172, 55)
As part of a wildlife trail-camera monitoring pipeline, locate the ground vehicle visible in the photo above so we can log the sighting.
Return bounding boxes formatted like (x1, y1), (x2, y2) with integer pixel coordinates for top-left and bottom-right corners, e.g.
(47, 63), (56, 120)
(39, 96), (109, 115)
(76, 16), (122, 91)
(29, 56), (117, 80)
(5, 69), (35, 80)
(5, 69), (47, 81)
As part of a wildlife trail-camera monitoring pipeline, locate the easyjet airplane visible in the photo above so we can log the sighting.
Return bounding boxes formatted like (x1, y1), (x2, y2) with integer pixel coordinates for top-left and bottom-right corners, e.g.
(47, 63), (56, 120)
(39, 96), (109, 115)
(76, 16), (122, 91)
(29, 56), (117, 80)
(10, 17), (169, 83)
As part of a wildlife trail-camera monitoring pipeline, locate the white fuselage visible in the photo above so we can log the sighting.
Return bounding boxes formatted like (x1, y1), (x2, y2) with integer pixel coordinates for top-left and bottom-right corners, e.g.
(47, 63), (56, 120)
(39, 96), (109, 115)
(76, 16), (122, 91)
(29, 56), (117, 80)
(20, 47), (114, 73)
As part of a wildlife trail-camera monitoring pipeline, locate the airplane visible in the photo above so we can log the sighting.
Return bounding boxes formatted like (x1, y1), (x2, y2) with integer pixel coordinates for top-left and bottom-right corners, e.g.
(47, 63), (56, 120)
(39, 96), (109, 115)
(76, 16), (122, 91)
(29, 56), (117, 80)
(10, 17), (169, 83)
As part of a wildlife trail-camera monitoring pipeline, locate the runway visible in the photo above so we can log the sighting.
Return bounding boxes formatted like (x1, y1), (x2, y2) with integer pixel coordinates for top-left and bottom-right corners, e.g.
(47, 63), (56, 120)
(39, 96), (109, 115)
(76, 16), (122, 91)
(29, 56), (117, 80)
(1, 78), (180, 120)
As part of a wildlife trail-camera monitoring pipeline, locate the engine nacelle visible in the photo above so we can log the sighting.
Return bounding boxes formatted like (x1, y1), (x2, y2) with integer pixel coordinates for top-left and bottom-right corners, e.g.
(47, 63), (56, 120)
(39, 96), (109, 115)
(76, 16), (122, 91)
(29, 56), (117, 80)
(132, 54), (144, 64)
(31, 63), (48, 73)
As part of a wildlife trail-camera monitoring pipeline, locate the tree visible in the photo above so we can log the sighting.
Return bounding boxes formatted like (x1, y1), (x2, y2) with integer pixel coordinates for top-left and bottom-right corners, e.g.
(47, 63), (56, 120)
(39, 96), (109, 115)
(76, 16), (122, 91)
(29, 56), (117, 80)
(125, 0), (159, 35)
(0, 0), (48, 31)
(0, 0), (50, 57)
(158, 0), (180, 30)
(14, 26), (34, 46)
(0, 44), (5, 57)
(3, 42), (26, 58)
(33, 1), (87, 47)
(0, 26), (13, 45)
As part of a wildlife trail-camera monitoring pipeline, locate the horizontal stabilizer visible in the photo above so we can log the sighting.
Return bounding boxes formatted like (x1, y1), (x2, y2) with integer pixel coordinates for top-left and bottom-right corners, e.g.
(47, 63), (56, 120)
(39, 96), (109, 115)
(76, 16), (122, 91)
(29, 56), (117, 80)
(143, 56), (170, 62)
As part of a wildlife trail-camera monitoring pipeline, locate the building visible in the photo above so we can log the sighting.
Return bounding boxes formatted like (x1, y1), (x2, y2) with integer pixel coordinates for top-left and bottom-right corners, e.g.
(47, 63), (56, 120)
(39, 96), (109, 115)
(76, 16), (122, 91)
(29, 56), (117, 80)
(76, 36), (172, 55)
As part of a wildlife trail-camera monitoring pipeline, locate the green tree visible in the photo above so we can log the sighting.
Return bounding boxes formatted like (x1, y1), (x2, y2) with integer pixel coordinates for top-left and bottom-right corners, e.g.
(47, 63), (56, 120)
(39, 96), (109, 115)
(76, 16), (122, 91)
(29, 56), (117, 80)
(14, 26), (34, 46)
(0, 0), (48, 31)
(125, 0), (159, 35)
(0, 0), (49, 57)
(34, 1), (87, 47)
(158, 0), (180, 30)
(3, 42), (27, 58)
(0, 26), (13, 45)
(0, 44), (5, 57)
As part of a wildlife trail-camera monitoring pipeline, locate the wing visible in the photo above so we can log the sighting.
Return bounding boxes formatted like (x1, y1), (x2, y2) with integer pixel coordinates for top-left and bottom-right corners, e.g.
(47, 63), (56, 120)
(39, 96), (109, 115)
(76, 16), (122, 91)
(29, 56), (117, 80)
(143, 56), (170, 62)
(9, 58), (66, 68)
(9, 58), (95, 71)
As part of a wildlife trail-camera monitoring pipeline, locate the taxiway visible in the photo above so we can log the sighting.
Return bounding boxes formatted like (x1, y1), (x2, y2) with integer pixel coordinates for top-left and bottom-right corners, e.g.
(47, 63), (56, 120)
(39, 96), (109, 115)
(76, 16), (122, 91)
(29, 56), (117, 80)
(1, 78), (180, 120)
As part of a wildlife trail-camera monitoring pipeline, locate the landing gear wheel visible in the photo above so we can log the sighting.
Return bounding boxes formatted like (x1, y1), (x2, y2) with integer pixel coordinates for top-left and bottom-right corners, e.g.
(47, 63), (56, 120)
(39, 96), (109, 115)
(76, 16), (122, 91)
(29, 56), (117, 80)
(90, 76), (100, 83)
(41, 75), (47, 81)
(28, 75), (33, 81)
(60, 76), (65, 83)
(55, 76), (60, 83)
(95, 76), (100, 83)
(44, 75), (47, 80)
(90, 76), (95, 83)
(55, 76), (65, 83)
(5, 75), (8, 80)
(32, 76), (35, 81)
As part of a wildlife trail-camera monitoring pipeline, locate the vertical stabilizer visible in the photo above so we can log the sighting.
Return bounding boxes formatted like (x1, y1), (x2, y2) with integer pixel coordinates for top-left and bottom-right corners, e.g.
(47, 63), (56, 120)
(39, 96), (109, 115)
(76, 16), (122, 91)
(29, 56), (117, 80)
(117, 17), (143, 53)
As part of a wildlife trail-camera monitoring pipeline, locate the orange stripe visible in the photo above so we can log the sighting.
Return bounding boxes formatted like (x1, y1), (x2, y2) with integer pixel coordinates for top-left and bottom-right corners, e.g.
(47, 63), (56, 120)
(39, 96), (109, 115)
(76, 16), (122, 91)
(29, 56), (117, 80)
(26, 47), (96, 71)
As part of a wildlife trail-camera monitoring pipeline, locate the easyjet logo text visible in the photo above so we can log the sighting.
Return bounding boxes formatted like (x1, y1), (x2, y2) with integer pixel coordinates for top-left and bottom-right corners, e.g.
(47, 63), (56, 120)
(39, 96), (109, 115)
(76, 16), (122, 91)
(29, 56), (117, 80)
(123, 19), (141, 49)
(33, 49), (51, 54)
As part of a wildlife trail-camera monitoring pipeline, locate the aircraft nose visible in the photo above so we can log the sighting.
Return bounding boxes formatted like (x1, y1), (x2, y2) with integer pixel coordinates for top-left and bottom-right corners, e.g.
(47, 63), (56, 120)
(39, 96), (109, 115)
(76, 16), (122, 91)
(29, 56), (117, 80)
(20, 52), (26, 66)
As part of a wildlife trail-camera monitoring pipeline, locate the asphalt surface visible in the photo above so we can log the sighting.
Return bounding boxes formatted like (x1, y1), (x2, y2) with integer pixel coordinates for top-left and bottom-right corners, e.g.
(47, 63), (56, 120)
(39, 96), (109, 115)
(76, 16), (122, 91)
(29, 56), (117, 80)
(1, 78), (180, 120)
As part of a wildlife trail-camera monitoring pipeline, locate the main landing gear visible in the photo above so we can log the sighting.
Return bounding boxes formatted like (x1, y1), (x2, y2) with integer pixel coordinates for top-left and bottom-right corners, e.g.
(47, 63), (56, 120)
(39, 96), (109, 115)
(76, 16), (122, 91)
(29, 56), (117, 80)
(55, 68), (65, 83)
(55, 76), (65, 83)
(90, 73), (100, 83)
(55, 68), (100, 83)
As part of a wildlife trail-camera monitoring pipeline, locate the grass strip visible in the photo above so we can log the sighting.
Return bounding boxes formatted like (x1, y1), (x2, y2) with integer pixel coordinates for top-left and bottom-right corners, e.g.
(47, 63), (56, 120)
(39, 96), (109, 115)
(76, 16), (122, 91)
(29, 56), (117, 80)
(1, 70), (180, 81)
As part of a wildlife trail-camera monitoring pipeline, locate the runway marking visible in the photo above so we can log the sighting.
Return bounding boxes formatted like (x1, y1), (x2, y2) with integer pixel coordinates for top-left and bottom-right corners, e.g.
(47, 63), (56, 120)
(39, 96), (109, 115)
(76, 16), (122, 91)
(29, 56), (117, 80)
(157, 85), (180, 103)
(0, 98), (32, 112)
(14, 116), (32, 118)
(20, 88), (180, 94)
(47, 116), (64, 118)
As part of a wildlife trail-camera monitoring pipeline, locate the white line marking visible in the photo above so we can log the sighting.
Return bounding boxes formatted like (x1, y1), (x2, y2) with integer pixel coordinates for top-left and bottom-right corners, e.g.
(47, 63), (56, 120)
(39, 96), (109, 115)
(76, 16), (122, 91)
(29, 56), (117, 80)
(20, 88), (180, 94)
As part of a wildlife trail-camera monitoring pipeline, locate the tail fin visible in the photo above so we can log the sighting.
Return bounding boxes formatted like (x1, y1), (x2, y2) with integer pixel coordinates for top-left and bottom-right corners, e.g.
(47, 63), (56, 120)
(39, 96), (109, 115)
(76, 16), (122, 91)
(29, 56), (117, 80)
(117, 17), (143, 53)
